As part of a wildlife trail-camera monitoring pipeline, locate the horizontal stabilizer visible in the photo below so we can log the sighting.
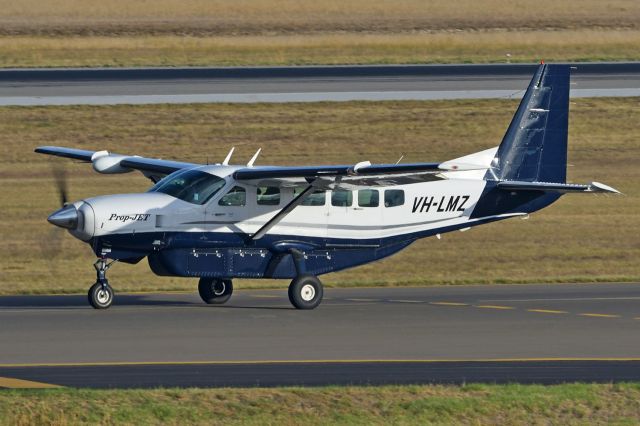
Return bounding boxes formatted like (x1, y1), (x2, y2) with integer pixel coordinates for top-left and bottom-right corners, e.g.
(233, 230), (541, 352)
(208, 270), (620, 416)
(497, 180), (620, 194)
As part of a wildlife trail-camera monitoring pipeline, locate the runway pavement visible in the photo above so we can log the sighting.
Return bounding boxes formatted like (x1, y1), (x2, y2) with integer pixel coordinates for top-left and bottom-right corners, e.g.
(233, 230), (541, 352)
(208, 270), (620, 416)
(1, 63), (639, 105)
(1, 282), (639, 388)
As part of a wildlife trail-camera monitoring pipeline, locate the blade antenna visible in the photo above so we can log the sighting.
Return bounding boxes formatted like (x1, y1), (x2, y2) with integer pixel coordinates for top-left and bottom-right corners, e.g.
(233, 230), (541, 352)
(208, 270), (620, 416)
(247, 148), (262, 167)
(222, 147), (235, 166)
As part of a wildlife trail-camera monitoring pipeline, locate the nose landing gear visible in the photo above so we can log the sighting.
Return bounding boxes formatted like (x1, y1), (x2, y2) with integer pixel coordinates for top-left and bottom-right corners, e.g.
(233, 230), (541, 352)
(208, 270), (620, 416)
(88, 258), (116, 309)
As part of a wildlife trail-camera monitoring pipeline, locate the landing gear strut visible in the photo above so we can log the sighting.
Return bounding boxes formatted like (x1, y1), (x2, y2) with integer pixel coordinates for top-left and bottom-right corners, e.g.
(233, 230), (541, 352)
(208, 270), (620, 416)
(198, 278), (233, 304)
(286, 248), (324, 309)
(88, 258), (116, 309)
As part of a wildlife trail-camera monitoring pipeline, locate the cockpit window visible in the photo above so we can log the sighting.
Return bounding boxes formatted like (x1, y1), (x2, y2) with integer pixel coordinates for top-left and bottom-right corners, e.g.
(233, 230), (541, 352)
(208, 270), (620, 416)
(149, 169), (226, 205)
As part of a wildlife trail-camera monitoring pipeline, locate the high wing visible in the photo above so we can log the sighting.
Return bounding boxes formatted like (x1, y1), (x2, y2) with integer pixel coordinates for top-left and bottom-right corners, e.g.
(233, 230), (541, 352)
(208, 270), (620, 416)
(35, 146), (199, 182)
(233, 161), (479, 189)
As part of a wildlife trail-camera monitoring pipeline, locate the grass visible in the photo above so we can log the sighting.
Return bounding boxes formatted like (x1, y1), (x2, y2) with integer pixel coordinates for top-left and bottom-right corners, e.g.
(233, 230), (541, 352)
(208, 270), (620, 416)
(0, 0), (639, 67)
(2, 30), (640, 68)
(0, 98), (638, 295)
(1, 383), (640, 425)
(1, 0), (639, 35)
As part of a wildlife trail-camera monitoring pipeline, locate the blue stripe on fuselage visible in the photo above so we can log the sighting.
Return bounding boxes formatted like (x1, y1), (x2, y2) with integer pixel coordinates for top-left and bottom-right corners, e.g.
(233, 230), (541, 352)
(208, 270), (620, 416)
(89, 186), (560, 278)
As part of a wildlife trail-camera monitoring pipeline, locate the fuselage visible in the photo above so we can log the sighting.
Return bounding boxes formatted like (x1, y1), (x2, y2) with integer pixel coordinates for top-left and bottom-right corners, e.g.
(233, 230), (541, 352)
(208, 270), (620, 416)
(64, 165), (559, 279)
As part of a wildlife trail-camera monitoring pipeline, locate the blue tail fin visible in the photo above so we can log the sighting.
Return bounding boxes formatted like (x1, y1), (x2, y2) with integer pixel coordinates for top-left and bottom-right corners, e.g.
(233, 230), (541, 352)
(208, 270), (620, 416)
(489, 64), (570, 183)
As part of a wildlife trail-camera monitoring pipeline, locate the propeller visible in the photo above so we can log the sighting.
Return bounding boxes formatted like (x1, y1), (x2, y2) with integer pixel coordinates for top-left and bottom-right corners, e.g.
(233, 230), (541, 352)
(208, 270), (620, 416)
(41, 162), (71, 262)
(52, 164), (69, 207)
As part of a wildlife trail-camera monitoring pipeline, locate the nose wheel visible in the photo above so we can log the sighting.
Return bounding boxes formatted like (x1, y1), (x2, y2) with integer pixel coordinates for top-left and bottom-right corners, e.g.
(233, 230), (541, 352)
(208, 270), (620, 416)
(88, 258), (116, 309)
(88, 281), (114, 309)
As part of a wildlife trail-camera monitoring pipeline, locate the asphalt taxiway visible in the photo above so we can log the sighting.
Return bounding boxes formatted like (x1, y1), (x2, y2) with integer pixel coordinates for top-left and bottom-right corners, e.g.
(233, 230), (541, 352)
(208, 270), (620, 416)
(1, 63), (639, 105)
(1, 283), (639, 388)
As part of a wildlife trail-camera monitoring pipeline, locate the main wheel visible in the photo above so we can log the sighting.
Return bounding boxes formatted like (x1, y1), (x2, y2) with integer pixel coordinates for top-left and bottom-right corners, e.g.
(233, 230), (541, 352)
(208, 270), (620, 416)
(198, 278), (233, 304)
(288, 275), (323, 310)
(88, 281), (114, 309)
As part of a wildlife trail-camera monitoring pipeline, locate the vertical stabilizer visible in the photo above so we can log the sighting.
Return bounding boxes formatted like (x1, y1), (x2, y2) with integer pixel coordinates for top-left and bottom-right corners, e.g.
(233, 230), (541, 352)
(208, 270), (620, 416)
(489, 64), (570, 183)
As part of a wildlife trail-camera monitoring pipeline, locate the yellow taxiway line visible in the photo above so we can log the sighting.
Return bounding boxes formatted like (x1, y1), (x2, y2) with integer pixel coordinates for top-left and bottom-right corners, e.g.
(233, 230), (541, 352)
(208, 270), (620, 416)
(527, 309), (569, 314)
(3, 358), (640, 369)
(475, 305), (516, 310)
(579, 313), (621, 318)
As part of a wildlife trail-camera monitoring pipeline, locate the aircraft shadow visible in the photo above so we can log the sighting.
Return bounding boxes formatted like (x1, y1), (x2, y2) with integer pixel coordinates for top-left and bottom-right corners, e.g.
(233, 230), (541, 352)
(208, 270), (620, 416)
(0, 294), (195, 309)
(0, 294), (292, 310)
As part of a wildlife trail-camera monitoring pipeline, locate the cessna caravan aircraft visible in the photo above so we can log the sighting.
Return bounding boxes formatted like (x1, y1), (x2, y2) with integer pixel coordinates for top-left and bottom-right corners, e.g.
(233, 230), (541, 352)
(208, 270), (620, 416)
(37, 64), (618, 310)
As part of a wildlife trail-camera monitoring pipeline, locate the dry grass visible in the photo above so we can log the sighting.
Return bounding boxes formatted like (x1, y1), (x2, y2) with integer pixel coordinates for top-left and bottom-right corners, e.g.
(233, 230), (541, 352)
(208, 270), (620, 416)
(1, 29), (639, 67)
(0, 98), (638, 295)
(2, 383), (640, 425)
(1, 0), (638, 67)
(1, 0), (638, 35)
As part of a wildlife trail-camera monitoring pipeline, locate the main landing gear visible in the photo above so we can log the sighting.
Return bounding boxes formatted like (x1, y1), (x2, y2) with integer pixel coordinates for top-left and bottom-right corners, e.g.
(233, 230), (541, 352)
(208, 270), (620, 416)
(88, 258), (116, 309)
(198, 278), (234, 304)
(196, 275), (324, 309)
(288, 275), (323, 310)
(287, 249), (324, 310)
(196, 249), (324, 310)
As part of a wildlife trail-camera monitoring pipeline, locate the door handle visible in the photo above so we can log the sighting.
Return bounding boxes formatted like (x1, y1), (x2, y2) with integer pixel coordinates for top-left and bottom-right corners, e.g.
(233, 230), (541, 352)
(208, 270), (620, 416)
(214, 213), (226, 216)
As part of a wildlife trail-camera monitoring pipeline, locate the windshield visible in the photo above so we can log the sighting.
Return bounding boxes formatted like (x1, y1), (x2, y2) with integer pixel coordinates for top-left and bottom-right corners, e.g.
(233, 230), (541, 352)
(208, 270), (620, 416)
(149, 169), (226, 205)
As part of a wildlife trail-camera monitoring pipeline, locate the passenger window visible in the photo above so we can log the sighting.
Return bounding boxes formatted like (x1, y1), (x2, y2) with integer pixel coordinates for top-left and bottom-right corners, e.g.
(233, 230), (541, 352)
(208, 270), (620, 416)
(384, 189), (405, 207)
(358, 189), (379, 207)
(218, 186), (246, 206)
(296, 188), (326, 206)
(257, 186), (280, 205)
(331, 190), (352, 207)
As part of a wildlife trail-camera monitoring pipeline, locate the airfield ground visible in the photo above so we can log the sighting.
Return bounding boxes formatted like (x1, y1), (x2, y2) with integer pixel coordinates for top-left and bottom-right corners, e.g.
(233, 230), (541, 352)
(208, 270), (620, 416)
(0, 0), (639, 67)
(2, 30), (640, 68)
(1, 2), (639, 423)
(1, 97), (637, 295)
(2, 384), (640, 425)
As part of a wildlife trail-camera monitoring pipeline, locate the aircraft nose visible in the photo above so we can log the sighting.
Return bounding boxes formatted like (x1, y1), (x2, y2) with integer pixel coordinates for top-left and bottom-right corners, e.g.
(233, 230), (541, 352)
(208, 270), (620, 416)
(47, 204), (78, 229)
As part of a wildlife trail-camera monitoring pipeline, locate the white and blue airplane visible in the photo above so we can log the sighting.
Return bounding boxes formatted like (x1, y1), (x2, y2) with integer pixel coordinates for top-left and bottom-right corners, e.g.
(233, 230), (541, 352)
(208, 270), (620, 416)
(37, 64), (618, 310)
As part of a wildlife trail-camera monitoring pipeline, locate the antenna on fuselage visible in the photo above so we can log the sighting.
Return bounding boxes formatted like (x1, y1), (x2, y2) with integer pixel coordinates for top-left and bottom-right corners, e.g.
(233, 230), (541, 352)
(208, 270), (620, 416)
(247, 148), (262, 167)
(395, 154), (404, 164)
(222, 147), (235, 166)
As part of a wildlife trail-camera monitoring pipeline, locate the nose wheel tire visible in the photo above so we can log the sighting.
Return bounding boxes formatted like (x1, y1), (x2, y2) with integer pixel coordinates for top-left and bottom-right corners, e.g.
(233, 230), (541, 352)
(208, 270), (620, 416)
(288, 275), (323, 310)
(88, 282), (114, 309)
(198, 278), (233, 304)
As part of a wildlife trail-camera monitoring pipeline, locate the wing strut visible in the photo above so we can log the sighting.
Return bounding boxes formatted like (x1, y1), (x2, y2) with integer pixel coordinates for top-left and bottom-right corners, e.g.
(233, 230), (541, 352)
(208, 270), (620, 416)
(250, 182), (317, 241)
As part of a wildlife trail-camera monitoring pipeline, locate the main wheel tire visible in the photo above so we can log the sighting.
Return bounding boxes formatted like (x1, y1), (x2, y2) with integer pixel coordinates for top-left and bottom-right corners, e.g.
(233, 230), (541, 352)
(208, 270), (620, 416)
(288, 275), (323, 310)
(88, 282), (114, 309)
(198, 278), (233, 304)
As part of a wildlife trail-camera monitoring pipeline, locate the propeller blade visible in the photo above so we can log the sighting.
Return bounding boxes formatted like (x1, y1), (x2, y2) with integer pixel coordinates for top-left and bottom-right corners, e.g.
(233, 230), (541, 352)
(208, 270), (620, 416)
(52, 164), (68, 206)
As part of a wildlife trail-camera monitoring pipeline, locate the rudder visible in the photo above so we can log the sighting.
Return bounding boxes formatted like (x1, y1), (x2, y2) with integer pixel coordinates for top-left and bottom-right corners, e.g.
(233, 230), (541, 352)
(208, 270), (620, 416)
(489, 64), (570, 183)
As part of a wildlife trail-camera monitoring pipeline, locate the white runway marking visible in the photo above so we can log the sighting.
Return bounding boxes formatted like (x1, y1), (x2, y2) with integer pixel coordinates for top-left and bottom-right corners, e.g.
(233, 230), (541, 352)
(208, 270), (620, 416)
(1, 88), (639, 106)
